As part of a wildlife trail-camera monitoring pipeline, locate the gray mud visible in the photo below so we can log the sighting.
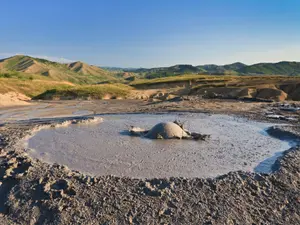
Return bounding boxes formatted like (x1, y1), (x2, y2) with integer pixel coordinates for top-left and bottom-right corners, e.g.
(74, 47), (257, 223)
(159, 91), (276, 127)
(26, 113), (291, 178)
(0, 116), (299, 224)
(0, 100), (300, 224)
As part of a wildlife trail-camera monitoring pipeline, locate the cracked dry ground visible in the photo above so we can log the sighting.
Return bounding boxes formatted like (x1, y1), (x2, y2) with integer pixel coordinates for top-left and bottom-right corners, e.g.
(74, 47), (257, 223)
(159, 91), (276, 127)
(0, 119), (299, 225)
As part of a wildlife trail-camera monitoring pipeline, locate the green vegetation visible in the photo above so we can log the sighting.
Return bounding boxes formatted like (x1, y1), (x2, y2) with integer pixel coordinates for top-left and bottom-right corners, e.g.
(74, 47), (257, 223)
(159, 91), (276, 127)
(238, 61), (300, 75)
(126, 63), (245, 79)
(130, 65), (207, 79)
(34, 84), (132, 100)
(126, 61), (300, 79)
(0, 55), (120, 85)
(0, 56), (131, 100)
(0, 78), (72, 97)
(2, 54), (300, 101)
(130, 74), (300, 91)
(0, 71), (46, 81)
(130, 74), (232, 86)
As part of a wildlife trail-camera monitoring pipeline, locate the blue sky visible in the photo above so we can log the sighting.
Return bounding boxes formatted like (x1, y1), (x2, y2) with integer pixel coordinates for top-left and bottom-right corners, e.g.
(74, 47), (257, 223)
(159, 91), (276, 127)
(1, 0), (300, 67)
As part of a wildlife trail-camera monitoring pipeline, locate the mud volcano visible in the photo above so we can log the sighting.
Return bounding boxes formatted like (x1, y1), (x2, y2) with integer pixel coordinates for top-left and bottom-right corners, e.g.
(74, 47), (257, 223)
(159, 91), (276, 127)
(25, 113), (292, 178)
(130, 121), (209, 140)
(145, 122), (189, 139)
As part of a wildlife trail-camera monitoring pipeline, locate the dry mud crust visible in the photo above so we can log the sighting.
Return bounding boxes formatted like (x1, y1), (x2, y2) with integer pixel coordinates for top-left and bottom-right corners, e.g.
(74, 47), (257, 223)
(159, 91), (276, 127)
(0, 118), (300, 224)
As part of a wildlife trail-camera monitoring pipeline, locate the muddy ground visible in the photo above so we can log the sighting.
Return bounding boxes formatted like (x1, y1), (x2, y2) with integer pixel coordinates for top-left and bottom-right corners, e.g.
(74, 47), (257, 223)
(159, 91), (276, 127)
(0, 98), (300, 224)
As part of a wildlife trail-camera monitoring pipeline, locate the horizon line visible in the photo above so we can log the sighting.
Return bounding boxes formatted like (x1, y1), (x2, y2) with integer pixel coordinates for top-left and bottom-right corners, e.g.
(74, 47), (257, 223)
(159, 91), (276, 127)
(1, 53), (300, 69)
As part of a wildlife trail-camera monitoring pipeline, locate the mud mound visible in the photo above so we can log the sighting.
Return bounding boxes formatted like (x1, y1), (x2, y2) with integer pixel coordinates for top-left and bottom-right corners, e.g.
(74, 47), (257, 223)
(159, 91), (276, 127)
(145, 122), (189, 139)
(199, 87), (288, 101)
(0, 92), (31, 107)
(256, 88), (287, 101)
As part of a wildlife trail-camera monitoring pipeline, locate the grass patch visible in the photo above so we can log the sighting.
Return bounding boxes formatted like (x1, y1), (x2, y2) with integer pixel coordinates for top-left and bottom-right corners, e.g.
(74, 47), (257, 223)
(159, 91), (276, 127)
(130, 75), (236, 86)
(34, 84), (132, 100)
(0, 71), (37, 80)
(192, 83), (228, 89)
(0, 78), (72, 97)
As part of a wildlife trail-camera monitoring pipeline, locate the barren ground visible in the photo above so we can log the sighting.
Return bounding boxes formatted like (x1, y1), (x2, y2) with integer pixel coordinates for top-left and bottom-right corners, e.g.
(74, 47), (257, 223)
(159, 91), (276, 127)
(0, 98), (300, 224)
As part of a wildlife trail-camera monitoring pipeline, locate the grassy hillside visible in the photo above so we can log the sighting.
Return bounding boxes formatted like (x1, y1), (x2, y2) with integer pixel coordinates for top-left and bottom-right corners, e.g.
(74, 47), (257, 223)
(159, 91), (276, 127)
(0, 55), (118, 84)
(128, 65), (206, 79)
(125, 61), (300, 79)
(2, 54), (300, 102)
(0, 78), (72, 97)
(0, 55), (131, 100)
(197, 62), (246, 75)
(126, 63), (245, 79)
(238, 61), (300, 75)
(34, 84), (132, 100)
(0, 75), (132, 100)
(67, 61), (107, 75)
(130, 74), (300, 87)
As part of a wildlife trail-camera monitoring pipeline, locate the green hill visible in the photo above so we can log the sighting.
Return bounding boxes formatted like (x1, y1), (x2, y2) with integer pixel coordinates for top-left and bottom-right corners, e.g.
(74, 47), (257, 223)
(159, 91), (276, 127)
(128, 64), (205, 79)
(0, 55), (117, 84)
(197, 62), (246, 75)
(125, 61), (300, 78)
(127, 63), (246, 79)
(238, 61), (300, 75)
(2, 55), (300, 86)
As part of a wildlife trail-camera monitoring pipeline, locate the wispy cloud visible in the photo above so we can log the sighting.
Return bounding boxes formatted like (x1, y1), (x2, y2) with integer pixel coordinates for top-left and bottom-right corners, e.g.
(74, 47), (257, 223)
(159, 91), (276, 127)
(0, 52), (74, 63)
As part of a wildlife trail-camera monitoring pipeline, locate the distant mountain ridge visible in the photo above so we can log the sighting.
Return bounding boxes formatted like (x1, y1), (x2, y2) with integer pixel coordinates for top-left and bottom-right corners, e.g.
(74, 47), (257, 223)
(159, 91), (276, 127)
(238, 61), (300, 76)
(1, 55), (300, 83)
(120, 61), (300, 78)
(0, 55), (117, 84)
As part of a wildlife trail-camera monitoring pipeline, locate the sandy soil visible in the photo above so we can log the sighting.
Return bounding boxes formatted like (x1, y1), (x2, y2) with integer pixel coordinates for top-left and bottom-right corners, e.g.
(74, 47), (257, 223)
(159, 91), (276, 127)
(0, 99), (300, 224)
(0, 92), (31, 107)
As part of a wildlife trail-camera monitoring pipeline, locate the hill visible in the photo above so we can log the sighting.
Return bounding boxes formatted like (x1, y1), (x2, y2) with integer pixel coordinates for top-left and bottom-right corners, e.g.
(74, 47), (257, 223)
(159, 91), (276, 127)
(0, 55), (117, 84)
(125, 61), (300, 78)
(197, 62), (246, 75)
(126, 63), (247, 79)
(237, 61), (300, 76)
(126, 64), (205, 79)
(67, 61), (106, 75)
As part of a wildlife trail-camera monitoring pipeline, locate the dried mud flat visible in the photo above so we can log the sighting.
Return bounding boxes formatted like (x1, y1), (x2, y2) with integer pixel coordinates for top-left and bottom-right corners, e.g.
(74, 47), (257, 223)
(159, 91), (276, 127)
(0, 100), (300, 224)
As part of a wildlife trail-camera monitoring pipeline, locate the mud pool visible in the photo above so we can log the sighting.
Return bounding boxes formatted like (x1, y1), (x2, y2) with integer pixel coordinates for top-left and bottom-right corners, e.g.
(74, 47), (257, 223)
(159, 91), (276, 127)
(25, 113), (292, 178)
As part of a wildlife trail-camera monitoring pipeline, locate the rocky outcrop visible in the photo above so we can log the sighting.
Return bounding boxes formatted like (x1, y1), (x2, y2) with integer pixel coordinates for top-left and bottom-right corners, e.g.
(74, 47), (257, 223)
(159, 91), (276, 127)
(198, 87), (288, 102)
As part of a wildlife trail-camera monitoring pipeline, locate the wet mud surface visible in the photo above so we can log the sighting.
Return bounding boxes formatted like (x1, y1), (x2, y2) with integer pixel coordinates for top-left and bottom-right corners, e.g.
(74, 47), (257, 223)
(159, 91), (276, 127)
(0, 99), (300, 224)
(27, 113), (290, 178)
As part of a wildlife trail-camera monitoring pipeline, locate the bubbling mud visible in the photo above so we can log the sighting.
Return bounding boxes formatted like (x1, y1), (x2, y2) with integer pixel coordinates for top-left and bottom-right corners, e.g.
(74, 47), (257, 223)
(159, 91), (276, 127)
(25, 113), (292, 178)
